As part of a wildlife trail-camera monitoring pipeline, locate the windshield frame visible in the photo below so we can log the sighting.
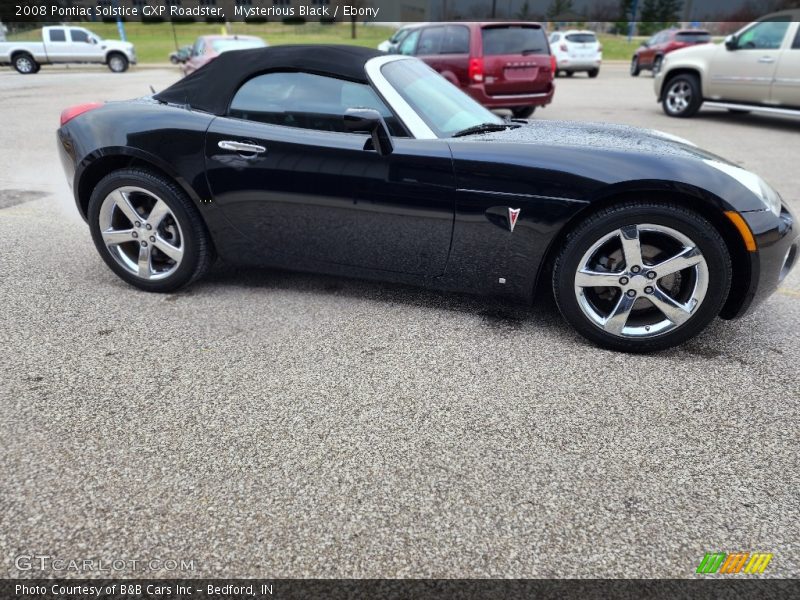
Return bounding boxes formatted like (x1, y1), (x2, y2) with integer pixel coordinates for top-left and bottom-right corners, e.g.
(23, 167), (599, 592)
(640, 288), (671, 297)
(365, 55), (504, 140)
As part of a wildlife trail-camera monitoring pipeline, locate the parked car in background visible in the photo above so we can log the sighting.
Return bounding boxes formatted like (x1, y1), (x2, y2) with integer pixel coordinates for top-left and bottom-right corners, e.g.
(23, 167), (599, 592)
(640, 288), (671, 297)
(655, 10), (800, 118)
(182, 35), (266, 75)
(631, 28), (711, 77)
(0, 25), (136, 74)
(393, 22), (555, 118)
(170, 45), (192, 65)
(377, 24), (423, 53)
(549, 30), (602, 77)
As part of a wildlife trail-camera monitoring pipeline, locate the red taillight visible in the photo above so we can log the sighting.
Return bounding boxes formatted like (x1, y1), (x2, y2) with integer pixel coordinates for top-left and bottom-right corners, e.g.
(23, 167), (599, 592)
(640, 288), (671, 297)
(550, 55), (556, 78)
(468, 57), (484, 83)
(60, 102), (103, 126)
(560, 43), (568, 52)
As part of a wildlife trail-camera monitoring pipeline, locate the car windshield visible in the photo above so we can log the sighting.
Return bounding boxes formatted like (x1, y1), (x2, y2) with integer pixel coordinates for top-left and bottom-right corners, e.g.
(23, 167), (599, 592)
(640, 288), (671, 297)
(211, 39), (265, 53)
(381, 59), (504, 138)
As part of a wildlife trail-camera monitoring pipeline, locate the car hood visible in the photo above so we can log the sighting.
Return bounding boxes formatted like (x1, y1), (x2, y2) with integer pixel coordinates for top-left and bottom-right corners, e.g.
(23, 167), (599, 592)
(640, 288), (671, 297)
(664, 41), (721, 62)
(462, 119), (727, 162)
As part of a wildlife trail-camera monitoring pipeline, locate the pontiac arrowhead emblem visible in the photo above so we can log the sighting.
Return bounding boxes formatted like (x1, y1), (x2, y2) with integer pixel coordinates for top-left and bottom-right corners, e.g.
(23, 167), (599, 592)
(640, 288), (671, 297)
(507, 208), (521, 232)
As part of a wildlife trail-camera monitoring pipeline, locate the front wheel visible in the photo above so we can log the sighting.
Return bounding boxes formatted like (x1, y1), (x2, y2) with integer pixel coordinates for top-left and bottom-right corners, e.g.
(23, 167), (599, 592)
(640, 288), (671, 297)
(552, 202), (731, 353)
(88, 168), (214, 292)
(107, 53), (129, 73)
(662, 74), (702, 118)
(13, 53), (38, 74)
(512, 106), (536, 119)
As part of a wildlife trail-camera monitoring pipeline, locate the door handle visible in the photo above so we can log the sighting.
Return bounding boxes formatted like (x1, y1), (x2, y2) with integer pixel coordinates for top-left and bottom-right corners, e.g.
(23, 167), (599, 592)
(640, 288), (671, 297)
(758, 56), (776, 64)
(218, 140), (267, 155)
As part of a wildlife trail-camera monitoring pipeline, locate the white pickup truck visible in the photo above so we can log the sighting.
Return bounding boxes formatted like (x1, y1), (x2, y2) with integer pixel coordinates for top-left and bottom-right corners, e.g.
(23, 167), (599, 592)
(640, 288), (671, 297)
(0, 25), (136, 74)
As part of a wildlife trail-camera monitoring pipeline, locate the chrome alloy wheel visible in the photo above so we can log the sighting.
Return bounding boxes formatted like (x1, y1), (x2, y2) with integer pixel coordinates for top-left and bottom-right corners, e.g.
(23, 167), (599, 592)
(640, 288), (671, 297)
(573, 224), (709, 338)
(98, 186), (184, 280)
(16, 56), (34, 73)
(666, 80), (692, 114)
(109, 55), (126, 72)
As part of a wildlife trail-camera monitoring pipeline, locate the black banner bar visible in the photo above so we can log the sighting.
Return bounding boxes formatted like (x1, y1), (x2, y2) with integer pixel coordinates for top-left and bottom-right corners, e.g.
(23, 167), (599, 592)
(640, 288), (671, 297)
(1, 0), (799, 24)
(3, 579), (800, 600)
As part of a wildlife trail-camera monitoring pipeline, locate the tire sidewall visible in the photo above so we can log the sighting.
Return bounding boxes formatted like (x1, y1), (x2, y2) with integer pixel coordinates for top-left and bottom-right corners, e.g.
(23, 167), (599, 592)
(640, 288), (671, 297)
(630, 57), (639, 76)
(108, 53), (128, 73)
(14, 54), (36, 74)
(88, 170), (202, 292)
(662, 74), (701, 117)
(553, 205), (731, 352)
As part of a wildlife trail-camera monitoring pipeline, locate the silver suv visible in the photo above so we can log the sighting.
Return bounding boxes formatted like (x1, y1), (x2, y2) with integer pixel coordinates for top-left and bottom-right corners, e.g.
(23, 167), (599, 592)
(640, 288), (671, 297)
(655, 10), (800, 118)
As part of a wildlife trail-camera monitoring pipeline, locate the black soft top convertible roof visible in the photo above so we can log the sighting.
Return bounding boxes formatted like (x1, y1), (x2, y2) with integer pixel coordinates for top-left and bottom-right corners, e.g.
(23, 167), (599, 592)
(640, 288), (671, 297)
(154, 44), (384, 115)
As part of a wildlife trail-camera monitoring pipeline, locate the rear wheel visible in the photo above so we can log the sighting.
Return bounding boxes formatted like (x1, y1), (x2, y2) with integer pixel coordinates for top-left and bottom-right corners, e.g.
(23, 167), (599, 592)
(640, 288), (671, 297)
(630, 56), (640, 77)
(652, 56), (663, 76)
(662, 73), (702, 118)
(552, 201), (731, 352)
(588, 68), (599, 78)
(566, 71), (574, 77)
(107, 52), (129, 73)
(88, 168), (214, 292)
(13, 53), (38, 74)
(512, 106), (536, 119)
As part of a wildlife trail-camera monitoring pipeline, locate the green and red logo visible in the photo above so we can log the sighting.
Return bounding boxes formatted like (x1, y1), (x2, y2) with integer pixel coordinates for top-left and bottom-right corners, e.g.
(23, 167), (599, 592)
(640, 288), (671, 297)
(696, 552), (773, 574)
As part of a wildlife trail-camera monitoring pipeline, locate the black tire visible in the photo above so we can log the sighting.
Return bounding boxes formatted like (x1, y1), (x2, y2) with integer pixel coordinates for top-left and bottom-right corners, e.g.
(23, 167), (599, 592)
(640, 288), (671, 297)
(13, 53), (38, 74)
(630, 56), (640, 77)
(555, 69), (562, 77)
(566, 71), (574, 77)
(652, 56), (663, 76)
(588, 68), (599, 78)
(107, 52), (129, 73)
(512, 106), (536, 119)
(552, 201), (732, 353)
(661, 73), (703, 118)
(88, 168), (214, 293)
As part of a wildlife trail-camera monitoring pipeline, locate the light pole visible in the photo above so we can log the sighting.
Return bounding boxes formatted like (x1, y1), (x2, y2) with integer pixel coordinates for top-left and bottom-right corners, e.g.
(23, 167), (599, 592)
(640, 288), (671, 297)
(627, 0), (639, 42)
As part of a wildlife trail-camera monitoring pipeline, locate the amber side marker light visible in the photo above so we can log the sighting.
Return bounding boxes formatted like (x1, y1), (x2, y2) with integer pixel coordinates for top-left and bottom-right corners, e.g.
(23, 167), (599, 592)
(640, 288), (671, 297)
(724, 211), (757, 253)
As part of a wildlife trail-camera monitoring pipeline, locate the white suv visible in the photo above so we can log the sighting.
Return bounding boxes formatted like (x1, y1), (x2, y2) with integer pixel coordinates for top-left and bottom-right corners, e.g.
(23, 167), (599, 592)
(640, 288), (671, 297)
(549, 30), (602, 78)
(655, 10), (800, 118)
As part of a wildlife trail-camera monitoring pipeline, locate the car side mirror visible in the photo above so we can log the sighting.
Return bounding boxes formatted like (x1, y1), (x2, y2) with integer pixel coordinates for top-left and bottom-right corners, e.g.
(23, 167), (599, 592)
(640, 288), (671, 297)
(724, 34), (737, 50)
(344, 108), (394, 156)
(88, 38), (96, 44)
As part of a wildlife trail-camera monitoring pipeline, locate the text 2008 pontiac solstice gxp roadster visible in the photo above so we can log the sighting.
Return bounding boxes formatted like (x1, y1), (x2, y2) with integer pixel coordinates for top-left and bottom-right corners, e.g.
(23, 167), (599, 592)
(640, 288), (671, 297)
(57, 45), (797, 352)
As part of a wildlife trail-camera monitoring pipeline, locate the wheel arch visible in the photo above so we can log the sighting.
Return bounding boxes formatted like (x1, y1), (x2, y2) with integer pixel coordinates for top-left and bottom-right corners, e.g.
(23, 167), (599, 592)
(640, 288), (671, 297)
(658, 67), (701, 101)
(534, 185), (753, 320)
(75, 147), (206, 222)
(10, 49), (36, 64)
(105, 49), (126, 63)
(439, 70), (459, 86)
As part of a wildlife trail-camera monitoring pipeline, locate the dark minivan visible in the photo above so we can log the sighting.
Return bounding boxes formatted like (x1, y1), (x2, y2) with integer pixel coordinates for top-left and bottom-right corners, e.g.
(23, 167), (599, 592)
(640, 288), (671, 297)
(393, 22), (555, 118)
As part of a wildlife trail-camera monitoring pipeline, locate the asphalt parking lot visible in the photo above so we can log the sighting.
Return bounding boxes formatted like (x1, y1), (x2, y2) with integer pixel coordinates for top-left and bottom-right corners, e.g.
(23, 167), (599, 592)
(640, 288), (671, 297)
(1, 62), (798, 578)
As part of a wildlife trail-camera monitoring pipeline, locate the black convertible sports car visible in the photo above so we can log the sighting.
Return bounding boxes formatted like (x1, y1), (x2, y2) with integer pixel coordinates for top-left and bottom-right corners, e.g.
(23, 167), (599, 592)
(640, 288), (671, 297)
(57, 45), (797, 352)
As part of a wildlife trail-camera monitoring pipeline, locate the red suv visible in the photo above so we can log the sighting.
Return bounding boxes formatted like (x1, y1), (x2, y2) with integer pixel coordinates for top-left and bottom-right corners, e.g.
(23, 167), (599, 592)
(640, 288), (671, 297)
(630, 28), (711, 76)
(394, 22), (555, 118)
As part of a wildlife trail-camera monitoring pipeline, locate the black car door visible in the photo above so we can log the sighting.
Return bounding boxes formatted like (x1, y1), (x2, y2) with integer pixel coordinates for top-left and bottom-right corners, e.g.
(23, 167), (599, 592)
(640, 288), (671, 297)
(204, 71), (455, 276)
